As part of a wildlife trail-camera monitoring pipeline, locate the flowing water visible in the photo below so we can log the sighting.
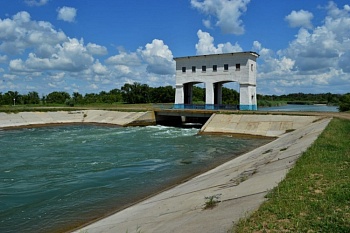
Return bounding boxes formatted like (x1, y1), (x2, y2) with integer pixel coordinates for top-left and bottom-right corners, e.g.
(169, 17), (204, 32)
(0, 125), (271, 233)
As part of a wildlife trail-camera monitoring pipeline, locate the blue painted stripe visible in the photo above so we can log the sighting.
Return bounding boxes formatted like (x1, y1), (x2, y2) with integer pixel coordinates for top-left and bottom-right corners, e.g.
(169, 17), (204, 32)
(239, 105), (257, 110)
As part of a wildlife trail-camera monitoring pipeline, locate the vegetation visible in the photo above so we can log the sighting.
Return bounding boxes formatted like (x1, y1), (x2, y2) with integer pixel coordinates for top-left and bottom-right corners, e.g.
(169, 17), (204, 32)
(204, 194), (222, 210)
(235, 118), (350, 233)
(338, 93), (350, 112)
(0, 83), (348, 110)
(257, 92), (342, 108)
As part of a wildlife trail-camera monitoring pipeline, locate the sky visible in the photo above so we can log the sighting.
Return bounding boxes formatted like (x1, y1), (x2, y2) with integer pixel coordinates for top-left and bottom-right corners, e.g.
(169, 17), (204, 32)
(0, 0), (350, 96)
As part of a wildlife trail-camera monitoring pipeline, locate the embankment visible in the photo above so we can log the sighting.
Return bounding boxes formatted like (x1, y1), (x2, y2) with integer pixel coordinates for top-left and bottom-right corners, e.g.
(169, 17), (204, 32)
(0, 110), (156, 129)
(70, 113), (331, 233)
(200, 113), (322, 137)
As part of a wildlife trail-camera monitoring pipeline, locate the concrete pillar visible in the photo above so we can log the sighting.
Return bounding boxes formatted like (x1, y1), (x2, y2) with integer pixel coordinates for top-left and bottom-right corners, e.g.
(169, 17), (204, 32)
(175, 84), (184, 109)
(214, 83), (223, 105)
(205, 82), (214, 109)
(239, 84), (257, 110)
(185, 83), (193, 104)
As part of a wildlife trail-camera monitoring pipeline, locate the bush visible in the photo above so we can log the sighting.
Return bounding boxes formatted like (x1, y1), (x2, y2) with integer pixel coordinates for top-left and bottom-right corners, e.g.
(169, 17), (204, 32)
(338, 93), (350, 112)
(65, 98), (75, 107)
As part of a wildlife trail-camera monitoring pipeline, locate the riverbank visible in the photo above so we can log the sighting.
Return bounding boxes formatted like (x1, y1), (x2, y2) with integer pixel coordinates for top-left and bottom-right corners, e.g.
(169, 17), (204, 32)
(235, 118), (350, 232)
(72, 116), (331, 233)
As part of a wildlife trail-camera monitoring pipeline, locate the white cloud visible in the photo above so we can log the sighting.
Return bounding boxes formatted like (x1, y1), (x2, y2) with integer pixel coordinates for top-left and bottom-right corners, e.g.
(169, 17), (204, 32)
(191, 0), (250, 34)
(195, 30), (242, 55)
(24, 0), (48, 7)
(285, 10), (314, 29)
(202, 19), (212, 29)
(0, 11), (67, 55)
(86, 43), (108, 56)
(0, 55), (7, 63)
(9, 38), (94, 72)
(138, 39), (175, 75)
(255, 2), (350, 94)
(57, 6), (77, 23)
(106, 52), (141, 66)
(92, 60), (108, 75)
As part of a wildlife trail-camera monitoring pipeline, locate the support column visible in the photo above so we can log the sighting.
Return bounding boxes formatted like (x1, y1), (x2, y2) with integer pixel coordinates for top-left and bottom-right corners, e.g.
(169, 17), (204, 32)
(184, 83), (193, 105)
(205, 82), (214, 109)
(239, 84), (257, 110)
(175, 84), (184, 109)
(214, 83), (223, 105)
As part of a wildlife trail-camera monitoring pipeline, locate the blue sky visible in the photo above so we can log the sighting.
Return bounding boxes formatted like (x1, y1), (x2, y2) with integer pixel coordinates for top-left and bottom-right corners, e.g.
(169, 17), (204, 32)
(0, 0), (350, 96)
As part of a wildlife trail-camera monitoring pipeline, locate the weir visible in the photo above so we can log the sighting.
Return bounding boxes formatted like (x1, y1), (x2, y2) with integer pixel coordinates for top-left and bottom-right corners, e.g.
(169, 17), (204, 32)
(154, 109), (214, 127)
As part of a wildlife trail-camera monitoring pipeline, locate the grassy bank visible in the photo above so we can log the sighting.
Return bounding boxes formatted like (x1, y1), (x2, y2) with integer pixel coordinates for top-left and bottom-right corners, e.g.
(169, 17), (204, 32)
(235, 118), (350, 233)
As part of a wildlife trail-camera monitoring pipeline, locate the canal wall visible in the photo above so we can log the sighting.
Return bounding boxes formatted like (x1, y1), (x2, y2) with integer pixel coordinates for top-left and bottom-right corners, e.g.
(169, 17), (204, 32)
(201, 113), (322, 137)
(73, 116), (332, 233)
(0, 111), (324, 139)
(0, 110), (156, 128)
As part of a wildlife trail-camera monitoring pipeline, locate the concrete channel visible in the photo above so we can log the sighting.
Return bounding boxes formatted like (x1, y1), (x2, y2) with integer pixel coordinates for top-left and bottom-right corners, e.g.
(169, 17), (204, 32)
(0, 110), (334, 233)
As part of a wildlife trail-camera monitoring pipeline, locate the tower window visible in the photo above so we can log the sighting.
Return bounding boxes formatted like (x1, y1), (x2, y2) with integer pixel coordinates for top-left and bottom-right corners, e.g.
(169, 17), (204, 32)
(213, 65), (217, 72)
(236, 64), (240, 71)
(202, 66), (206, 72)
(182, 67), (186, 73)
(192, 66), (196, 72)
(251, 64), (254, 71)
(224, 64), (229, 71)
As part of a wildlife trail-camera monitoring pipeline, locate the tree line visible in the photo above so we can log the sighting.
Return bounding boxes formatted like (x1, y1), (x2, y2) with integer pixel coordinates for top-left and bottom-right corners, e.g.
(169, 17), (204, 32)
(0, 82), (349, 111)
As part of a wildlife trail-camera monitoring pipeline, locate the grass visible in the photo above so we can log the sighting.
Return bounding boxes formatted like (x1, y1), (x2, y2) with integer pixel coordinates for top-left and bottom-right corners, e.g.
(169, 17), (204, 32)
(204, 194), (222, 210)
(235, 118), (350, 233)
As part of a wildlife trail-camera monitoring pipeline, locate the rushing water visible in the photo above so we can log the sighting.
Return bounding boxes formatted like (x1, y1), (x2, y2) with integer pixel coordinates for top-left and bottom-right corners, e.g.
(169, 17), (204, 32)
(0, 125), (270, 233)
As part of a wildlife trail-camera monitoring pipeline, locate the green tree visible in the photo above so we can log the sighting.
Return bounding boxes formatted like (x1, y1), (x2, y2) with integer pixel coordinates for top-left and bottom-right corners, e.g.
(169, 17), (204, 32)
(338, 93), (350, 112)
(22, 91), (40, 104)
(109, 88), (123, 103)
(121, 82), (150, 104)
(222, 87), (239, 105)
(150, 86), (175, 103)
(83, 93), (99, 104)
(73, 92), (83, 105)
(46, 91), (71, 104)
(192, 86), (205, 103)
(3, 91), (20, 105)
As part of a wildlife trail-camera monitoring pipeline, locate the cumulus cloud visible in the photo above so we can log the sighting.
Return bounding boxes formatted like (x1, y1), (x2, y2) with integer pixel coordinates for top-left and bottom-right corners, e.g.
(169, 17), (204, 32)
(138, 39), (175, 75)
(0, 11), (67, 55)
(0, 55), (7, 63)
(255, 2), (350, 94)
(191, 0), (250, 34)
(57, 6), (77, 23)
(92, 60), (108, 75)
(285, 10), (314, 29)
(24, 0), (48, 6)
(195, 30), (243, 55)
(86, 43), (108, 56)
(9, 38), (94, 72)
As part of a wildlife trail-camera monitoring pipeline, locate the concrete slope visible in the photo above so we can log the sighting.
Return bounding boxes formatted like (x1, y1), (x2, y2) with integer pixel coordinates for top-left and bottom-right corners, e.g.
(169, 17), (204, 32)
(74, 117), (331, 233)
(0, 110), (155, 128)
(201, 114), (322, 137)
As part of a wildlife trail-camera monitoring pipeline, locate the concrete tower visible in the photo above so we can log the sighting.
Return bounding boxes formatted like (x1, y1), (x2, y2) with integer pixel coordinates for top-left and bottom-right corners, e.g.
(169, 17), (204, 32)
(174, 51), (259, 110)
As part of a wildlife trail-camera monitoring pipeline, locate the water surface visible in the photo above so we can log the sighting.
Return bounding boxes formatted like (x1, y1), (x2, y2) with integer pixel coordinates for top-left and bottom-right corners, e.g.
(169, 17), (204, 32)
(0, 125), (270, 233)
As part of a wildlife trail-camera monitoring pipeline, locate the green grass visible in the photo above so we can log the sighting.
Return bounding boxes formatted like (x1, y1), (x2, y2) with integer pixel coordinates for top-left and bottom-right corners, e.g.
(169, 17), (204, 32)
(235, 118), (350, 233)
